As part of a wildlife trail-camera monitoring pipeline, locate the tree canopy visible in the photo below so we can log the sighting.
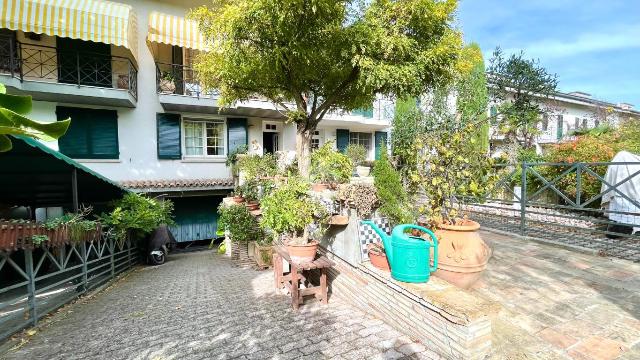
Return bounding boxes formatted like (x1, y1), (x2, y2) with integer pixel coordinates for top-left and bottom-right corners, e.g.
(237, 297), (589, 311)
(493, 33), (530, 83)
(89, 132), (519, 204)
(190, 0), (464, 176)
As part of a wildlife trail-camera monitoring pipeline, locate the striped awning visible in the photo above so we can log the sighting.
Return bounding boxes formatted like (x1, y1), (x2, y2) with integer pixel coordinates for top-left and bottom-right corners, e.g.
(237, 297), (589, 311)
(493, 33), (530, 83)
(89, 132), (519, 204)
(0, 0), (138, 61)
(147, 11), (207, 51)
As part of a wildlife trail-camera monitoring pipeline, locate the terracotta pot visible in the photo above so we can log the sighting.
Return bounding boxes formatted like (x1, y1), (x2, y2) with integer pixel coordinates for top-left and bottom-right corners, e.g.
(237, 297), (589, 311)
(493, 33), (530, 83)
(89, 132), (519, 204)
(286, 240), (318, 264)
(433, 220), (491, 289)
(312, 183), (330, 192)
(232, 196), (245, 203)
(368, 248), (390, 271)
(356, 166), (371, 177)
(254, 244), (274, 268)
(245, 201), (260, 211)
(328, 215), (349, 226)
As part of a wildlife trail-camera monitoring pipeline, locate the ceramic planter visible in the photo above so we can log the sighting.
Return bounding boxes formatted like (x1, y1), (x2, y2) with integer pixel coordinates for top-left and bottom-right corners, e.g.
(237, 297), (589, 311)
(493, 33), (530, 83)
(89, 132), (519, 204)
(356, 166), (371, 177)
(254, 244), (274, 268)
(286, 240), (318, 263)
(232, 196), (245, 204)
(159, 79), (176, 94)
(368, 244), (390, 271)
(432, 220), (491, 289)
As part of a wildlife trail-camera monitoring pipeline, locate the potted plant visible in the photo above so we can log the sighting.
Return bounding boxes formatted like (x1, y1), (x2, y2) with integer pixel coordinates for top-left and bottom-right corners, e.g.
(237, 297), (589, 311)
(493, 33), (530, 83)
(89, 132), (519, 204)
(337, 183), (378, 219)
(310, 142), (352, 191)
(367, 242), (390, 271)
(372, 149), (415, 227)
(345, 143), (369, 177)
(260, 177), (327, 263)
(117, 74), (129, 90)
(413, 123), (496, 289)
(218, 202), (263, 260)
(238, 180), (260, 210)
(159, 71), (176, 94)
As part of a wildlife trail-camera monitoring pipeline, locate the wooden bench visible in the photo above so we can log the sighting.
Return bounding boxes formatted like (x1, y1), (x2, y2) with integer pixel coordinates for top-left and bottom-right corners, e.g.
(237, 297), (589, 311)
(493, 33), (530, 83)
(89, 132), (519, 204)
(273, 246), (336, 310)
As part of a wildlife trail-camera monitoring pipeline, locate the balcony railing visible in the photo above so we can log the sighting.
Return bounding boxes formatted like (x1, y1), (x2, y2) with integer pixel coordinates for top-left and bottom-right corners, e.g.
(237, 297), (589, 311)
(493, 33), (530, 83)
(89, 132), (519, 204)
(155, 62), (217, 98)
(0, 36), (138, 99)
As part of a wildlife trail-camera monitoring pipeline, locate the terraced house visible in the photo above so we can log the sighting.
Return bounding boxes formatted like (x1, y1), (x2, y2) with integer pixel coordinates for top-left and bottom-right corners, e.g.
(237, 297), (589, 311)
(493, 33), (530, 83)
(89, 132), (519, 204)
(0, 0), (393, 244)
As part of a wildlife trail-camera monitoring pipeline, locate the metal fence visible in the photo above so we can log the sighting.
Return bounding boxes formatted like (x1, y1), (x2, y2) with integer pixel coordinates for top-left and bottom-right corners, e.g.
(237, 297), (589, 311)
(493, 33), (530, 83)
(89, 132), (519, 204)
(462, 162), (640, 261)
(0, 234), (138, 341)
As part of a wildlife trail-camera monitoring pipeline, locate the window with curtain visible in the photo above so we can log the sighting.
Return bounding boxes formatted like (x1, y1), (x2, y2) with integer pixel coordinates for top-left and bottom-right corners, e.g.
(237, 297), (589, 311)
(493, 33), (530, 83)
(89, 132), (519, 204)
(349, 132), (371, 151)
(184, 119), (225, 156)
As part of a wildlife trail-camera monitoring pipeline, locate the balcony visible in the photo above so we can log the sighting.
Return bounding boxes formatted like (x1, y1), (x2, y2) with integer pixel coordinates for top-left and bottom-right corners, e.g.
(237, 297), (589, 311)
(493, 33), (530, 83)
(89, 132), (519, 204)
(155, 62), (287, 118)
(0, 36), (137, 107)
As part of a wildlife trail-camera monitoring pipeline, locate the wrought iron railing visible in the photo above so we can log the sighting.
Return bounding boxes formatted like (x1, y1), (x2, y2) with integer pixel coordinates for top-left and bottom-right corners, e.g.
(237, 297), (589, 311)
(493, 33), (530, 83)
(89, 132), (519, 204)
(155, 62), (217, 98)
(0, 36), (138, 99)
(0, 228), (138, 341)
(460, 161), (640, 261)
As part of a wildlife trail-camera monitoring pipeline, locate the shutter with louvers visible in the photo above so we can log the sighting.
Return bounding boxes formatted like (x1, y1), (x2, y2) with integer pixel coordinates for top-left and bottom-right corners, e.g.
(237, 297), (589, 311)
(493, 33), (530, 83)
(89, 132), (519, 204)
(90, 109), (119, 158)
(227, 118), (247, 155)
(374, 131), (388, 160)
(157, 113), (182, 159)
(57, 107), (90, 157)
(336, 129), (350, 153)
(57, 107), (118, 159)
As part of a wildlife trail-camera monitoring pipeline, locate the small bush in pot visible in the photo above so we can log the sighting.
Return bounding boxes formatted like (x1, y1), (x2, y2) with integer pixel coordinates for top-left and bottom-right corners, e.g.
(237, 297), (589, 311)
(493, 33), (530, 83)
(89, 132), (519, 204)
(260, 177), (327, 263)
(373, 149), (415, 226)
(218, 202), (262, 243)
(310, 142), (352, 189)
(345, 144), (369, 176)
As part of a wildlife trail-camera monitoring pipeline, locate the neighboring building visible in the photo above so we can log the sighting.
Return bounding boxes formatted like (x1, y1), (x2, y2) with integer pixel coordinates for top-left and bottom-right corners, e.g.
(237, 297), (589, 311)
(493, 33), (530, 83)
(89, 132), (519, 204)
(488, 90), (640, 155)
(0, 0), (391, 243)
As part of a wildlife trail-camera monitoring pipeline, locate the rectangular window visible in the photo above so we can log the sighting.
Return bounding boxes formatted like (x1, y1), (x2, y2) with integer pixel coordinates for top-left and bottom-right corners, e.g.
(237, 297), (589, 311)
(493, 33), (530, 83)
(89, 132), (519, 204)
(183, 119), (225, 156)
(582, 118), (588, 129)
(541, 115), (549, 131)
(57, 106), (119, 159)
(349, 132), (371, 151)
(311, 130), (321, 150)
(574, 117), (580, 129)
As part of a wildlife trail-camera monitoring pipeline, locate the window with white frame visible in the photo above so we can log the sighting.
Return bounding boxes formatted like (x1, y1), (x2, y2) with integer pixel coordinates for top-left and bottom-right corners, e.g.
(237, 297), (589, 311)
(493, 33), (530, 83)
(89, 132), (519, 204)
(184, 119), (225, 156)
(311, 130), (322, 150)
(349, 132), (371, 152)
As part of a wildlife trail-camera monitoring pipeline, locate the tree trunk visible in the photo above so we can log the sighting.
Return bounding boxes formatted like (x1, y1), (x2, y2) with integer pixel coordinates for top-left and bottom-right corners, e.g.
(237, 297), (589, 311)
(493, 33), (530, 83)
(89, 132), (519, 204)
(296, 124), (313, 178)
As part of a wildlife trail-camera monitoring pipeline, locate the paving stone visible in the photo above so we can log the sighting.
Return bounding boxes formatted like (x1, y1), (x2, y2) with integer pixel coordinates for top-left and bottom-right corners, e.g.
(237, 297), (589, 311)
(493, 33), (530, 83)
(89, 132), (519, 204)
(568, 335), (627, 360)
(538, 327), (578, 349)
(0, 251), (435, 359)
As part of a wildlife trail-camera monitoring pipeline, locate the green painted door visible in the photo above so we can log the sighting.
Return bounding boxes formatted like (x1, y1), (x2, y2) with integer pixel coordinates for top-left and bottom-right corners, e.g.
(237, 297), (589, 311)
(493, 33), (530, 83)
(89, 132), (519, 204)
(169, 195), (222, 242)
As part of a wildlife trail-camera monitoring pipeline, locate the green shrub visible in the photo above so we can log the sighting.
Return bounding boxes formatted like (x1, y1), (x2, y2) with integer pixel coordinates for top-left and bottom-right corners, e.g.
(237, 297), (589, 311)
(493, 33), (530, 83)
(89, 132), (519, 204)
(99, 193), (174, 243)
(373, 150), (414, 226)
(345, 144), (367, 168)
(260, 177), (325, 244)
(237, 153), (278, 181)
(310, 142), (352, 184)
(218, 203), (262, 242)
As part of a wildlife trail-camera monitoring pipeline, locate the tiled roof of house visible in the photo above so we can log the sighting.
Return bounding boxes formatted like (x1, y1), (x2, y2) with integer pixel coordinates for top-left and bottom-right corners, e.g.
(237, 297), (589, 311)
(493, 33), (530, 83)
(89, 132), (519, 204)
(120, 178), (234, 191)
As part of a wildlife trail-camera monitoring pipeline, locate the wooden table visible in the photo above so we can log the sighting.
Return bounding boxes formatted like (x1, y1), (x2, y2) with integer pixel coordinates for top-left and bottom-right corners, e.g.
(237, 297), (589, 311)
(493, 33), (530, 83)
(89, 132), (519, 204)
(273, 246), (336, 310)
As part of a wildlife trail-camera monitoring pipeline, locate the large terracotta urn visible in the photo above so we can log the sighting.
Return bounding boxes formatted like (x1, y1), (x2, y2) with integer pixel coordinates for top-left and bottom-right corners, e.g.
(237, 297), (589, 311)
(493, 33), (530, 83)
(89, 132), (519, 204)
(433, 220), (491, 289)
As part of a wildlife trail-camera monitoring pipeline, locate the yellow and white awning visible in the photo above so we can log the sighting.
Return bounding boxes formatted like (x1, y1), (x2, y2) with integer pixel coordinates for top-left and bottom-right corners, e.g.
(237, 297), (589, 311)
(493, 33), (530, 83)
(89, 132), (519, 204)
(147, 11), (207, 51)
(0, 0), (138, 61)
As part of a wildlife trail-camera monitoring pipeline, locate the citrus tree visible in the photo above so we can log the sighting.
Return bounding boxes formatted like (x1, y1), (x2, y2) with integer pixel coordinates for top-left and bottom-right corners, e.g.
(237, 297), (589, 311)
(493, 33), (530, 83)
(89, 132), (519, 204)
(190, 0), (463, 177)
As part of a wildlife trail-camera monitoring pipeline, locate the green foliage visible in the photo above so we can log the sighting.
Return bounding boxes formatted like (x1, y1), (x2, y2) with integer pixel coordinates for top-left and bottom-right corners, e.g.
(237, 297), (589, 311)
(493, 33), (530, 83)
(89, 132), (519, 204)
(99, 193), (174, 243)
(457, 43), (489, 154)
(345, 144), (367, 168)
(190, 0), (463, 176)
(488, 48), (558, 149)
(260, 177), (325, 244)
(0, 83), (70, 151)
(391, 97), (421, 179)
(45, 208), (98, 243)
(217, 203), (262, 243)
(237, 153), (278, 181)
(412, 123), (497, 226)
(337, 183), (378, 218)
(310, 142), (352, 184)
(226, 144), (248, 170)
(31, 234), (49, 246)
(373, 150), (414, 226)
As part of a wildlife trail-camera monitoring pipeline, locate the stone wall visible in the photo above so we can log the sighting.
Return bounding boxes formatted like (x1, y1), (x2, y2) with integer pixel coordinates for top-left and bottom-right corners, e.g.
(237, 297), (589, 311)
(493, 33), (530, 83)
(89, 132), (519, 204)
(317, 247), (500, 360)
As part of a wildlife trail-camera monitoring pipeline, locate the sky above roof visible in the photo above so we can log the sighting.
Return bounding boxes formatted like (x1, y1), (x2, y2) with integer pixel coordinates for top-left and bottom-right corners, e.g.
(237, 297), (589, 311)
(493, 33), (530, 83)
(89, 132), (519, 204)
(457, 0), (640, 107)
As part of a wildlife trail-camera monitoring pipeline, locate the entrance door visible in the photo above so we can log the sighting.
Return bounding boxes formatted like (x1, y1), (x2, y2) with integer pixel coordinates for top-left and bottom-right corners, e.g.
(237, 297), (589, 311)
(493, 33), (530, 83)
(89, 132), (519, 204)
(263, 132), (279, 154)
(170, 195), (222, 242)
(57, 37), (112, 87)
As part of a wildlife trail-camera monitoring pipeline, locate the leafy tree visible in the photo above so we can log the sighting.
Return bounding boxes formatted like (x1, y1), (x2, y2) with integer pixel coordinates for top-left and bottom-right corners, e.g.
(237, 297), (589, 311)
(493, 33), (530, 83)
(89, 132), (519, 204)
(373, 148), (414, 226)
(487, 48), (558, 154)
(0, 83), (70, 151)
(190, 0), (463, 177)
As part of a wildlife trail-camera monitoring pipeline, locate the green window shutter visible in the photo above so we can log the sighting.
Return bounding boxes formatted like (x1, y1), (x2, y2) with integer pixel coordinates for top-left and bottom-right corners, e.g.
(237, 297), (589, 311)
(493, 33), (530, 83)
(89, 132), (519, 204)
(57, 106), (118, 159)
(227, 118), (247, 154)
(336, 129), (350, 153)
(556, 115), (564, 140)
(374, 131), (388, 160)
(157, 113), (181, 159)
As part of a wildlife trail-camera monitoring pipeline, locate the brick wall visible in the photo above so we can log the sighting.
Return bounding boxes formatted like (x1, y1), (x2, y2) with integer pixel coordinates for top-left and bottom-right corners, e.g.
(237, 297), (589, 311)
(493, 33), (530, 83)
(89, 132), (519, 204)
(317, 248), (498, 360)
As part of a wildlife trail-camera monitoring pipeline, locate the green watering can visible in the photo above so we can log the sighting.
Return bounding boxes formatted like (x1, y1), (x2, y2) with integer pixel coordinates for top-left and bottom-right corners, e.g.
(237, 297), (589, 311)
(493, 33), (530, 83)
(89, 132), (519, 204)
(361, 221), (438, 283)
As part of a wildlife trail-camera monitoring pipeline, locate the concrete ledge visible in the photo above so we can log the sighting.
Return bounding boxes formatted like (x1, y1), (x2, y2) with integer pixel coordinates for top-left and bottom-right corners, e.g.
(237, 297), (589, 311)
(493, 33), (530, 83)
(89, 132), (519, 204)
(318, 248), (501, 360)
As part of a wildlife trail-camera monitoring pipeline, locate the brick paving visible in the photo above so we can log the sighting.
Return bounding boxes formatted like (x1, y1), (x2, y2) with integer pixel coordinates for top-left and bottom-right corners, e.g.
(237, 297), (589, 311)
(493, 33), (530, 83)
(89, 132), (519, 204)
(1, 251), (436, 360)
(475, 231), (640, 360)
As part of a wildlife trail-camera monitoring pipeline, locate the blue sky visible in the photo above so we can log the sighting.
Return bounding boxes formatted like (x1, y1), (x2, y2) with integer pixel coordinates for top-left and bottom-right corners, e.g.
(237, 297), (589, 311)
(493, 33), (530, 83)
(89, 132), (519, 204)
(457, 0), (640, 106)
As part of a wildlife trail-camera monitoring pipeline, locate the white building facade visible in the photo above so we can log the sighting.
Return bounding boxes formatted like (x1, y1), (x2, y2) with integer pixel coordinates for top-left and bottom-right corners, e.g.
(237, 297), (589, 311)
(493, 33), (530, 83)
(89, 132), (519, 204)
(0, 0), (392, 242)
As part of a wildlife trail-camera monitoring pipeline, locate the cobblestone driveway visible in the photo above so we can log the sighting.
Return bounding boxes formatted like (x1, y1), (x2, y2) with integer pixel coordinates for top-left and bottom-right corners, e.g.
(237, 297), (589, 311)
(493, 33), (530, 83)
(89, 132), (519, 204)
(2, 251), (436, 360)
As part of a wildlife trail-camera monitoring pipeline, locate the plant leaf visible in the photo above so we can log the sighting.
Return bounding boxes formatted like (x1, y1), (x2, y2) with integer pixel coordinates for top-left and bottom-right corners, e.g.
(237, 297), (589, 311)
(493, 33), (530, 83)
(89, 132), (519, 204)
(0, 134), (12, 152)
(0, 92), (32, 114)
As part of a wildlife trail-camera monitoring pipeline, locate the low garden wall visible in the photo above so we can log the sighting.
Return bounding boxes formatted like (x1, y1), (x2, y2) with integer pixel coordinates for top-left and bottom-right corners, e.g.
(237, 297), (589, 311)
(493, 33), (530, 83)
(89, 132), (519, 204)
(315, 247), (500, 360)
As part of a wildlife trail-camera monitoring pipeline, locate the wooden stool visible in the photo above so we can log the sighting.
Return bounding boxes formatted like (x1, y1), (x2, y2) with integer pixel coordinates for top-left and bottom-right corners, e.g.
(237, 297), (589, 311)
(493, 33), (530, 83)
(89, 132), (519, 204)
(273, 246), (335, 310)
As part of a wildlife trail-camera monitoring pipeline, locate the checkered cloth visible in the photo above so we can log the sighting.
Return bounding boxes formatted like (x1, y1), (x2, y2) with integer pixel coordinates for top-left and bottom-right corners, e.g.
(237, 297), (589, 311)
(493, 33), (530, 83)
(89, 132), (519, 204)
(359, 217), (391, 261)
